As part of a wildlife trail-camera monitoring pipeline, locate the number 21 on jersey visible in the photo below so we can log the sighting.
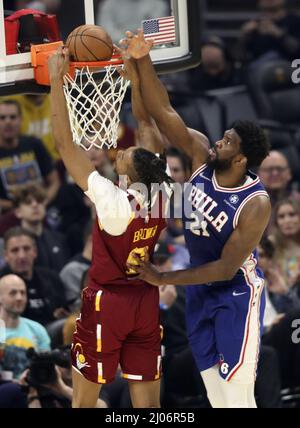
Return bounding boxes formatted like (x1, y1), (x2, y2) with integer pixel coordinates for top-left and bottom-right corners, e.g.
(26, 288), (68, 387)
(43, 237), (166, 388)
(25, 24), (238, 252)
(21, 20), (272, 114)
(189, 213), (210, 237)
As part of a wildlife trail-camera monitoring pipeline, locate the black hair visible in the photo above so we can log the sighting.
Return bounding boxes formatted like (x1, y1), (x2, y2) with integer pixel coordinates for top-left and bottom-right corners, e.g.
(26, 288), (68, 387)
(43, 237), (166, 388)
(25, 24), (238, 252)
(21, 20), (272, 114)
(259, 236), (275, 259)
(12, 183), (46, 208)
(201, 35), (233, 63)
(233, 120), (270, 169)
(4, 226), (37, 249)
(166, 146), (192, 174)
(133, 149), (173, 209)
(0, 99), (22, 116)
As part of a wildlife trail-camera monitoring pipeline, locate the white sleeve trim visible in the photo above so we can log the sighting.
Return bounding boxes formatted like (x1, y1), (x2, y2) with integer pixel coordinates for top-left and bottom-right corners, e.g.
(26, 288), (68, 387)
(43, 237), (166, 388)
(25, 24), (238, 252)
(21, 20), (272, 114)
(84, 171), (132, 236)
(233, 191), (269, 229)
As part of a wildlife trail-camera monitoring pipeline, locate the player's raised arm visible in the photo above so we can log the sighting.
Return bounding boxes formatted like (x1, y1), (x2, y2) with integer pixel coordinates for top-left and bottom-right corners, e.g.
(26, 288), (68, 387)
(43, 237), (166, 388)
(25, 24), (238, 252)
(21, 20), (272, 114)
(119, 53), (164, 154)
(122, 30), (209, 168)
(48, 47), (95, 191)
(129, 195), (271, 286)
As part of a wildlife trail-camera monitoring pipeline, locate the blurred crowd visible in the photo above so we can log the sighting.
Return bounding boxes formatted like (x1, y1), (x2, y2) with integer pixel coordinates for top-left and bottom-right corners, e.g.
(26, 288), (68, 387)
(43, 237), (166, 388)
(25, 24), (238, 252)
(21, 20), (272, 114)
(1, 0), (300, 408)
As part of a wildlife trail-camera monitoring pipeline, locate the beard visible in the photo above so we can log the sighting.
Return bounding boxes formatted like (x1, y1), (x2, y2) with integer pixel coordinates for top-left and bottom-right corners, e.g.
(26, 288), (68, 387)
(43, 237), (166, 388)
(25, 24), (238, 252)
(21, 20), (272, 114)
(208, 156), (233, 172)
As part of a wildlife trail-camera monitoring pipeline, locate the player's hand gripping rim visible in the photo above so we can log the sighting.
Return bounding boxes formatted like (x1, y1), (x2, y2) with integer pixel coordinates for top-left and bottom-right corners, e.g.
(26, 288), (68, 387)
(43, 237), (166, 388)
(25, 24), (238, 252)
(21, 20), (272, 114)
(48, 45), (70, 84)
(126, 250), (164, 287)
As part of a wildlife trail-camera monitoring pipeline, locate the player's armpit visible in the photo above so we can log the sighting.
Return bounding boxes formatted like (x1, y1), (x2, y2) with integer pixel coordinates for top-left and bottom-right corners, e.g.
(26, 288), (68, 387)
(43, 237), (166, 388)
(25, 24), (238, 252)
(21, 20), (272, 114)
(219, 195), (271, 280)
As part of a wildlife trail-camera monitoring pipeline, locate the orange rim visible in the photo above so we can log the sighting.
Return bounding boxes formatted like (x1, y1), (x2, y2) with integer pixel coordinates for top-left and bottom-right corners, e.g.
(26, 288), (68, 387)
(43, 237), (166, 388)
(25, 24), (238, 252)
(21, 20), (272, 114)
(31, 42), (124, 86)
(70, 53), (124, 69)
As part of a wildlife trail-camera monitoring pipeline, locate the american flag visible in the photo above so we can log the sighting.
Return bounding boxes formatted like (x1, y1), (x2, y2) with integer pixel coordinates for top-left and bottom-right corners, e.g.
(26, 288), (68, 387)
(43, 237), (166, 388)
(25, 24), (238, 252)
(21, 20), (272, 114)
(142, 16), (176, 45)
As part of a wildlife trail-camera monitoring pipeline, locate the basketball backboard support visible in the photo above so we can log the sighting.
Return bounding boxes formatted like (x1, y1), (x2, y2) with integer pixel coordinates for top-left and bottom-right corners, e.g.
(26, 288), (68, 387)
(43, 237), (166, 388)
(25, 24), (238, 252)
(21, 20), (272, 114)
(0, 0), (204, 95)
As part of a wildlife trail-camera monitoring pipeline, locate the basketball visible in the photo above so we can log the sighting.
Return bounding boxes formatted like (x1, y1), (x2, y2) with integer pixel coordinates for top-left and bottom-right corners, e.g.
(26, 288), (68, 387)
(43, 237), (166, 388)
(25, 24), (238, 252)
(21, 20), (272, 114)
(65, 25), (113, 62)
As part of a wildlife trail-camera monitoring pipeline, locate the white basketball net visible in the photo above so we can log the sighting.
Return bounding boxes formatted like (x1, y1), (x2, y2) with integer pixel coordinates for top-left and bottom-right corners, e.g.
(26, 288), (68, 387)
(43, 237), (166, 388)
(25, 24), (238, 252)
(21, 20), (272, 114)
(63, 65), (130, 150)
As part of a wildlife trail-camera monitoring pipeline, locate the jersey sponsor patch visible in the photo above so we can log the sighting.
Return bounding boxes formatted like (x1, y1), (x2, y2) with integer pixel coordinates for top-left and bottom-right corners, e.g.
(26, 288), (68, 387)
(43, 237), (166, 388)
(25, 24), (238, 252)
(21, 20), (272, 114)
(229, 194), (239, 204)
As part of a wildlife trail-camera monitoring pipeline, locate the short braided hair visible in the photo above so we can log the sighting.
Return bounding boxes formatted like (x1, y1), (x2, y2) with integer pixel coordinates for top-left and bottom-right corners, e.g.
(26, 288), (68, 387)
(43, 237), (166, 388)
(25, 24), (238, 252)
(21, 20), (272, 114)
(133, 149), (173, 208)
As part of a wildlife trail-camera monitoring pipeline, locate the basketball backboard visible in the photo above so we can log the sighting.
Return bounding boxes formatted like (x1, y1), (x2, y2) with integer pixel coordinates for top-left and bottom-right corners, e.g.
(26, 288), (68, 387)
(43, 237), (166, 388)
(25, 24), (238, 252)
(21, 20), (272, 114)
(0, 0), (204, 95)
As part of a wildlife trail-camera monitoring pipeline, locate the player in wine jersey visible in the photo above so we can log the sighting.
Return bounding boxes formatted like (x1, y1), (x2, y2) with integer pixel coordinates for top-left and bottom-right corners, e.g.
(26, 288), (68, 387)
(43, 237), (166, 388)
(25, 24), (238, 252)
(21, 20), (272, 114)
(124, 31), (271, 408)
(48, 47), (172, 408)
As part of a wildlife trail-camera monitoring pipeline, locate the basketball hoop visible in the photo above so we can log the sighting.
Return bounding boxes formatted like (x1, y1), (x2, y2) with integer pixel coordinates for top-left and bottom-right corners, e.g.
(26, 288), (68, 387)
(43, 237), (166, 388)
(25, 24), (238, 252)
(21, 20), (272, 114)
(31, 42), (130, 150)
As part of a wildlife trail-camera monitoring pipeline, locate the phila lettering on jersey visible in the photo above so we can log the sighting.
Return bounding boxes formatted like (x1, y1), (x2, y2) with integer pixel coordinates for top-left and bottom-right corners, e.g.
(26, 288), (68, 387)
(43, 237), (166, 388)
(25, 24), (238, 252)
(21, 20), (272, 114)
(183, 164), (269, 284)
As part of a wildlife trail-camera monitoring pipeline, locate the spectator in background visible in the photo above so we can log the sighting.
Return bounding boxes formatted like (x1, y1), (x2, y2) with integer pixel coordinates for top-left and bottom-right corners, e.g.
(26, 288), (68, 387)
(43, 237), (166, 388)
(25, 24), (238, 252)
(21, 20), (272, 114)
(257, 237), (300, 324)
(189, 36), (243, 93)
(258, 238), (286, 330)
(239, 0), (300, 63)
(166, 146), (191, 185)
(96, 0), (168, 43)
(8, 95), (59, 161)
(25, 0), (61, 13)
(0, 99), (60, 213)
(259, 151), (293, 203)
(0, 227), (68, 327)
(0, 274), (50, 379)
(5, 0), (61, 12)
(60, 222), (92, 310)
(165, 147), (191, 249)
(46, 180), (92, 256)
(258, 237), (300, 389)
(18, 363), (109, 408)
(13, 184), (70, 272)
(270, 199), (300, 292)
(258, 150), (300, 231)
